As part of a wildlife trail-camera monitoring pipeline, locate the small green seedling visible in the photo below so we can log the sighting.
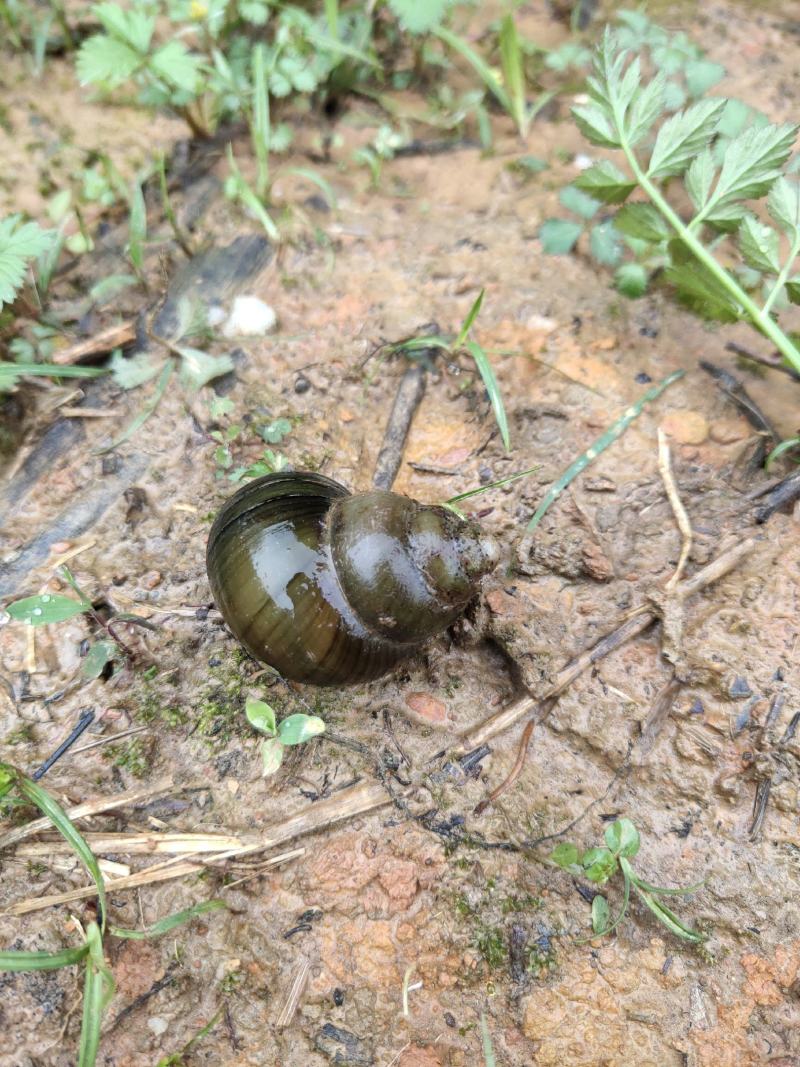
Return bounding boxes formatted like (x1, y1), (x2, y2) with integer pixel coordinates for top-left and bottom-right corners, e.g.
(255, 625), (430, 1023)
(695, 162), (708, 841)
(5, 566), (154, 679)
(245, 696), (326, 777)
(550, 818), (706, 943)
(0, 215), (55, 310)
(389, 289), (510, 452)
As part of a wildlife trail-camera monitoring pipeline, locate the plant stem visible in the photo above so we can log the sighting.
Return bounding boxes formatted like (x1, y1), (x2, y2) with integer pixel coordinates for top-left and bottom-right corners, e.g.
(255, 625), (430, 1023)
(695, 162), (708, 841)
(618, 138), (800, 375)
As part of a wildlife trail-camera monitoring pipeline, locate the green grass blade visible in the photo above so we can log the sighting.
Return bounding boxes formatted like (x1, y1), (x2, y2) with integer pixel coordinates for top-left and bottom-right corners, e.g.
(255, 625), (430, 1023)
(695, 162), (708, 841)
(466, 340), (510, 452)
(435, 25), (511, 113)
(445, 464), (540, 505)
(0, 944), (89, 972)
(499, 14), (525, 134)
(480, 1013), (496, 1067)
(2, 764), (107, 932)
(111, 899), (226, 940)
(96, 358), (173, 455)
(0, 361), (106, 392)
(282, 166), (338, 209)
(127, 179), (147, 274)
(78, 922), (115, 1067)
(251, 43), (270, 199)
(454, 288), (484, 350)
(527, 369), (684, 530)
(324, 0), (338, 39)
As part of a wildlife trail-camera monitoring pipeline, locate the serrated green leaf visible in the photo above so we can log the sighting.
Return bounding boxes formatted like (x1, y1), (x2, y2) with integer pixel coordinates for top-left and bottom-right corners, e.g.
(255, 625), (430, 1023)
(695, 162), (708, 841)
(261, 737), (285, 776)
(785, 277), (800, 304)
(388, 0), (451, 34)
(738, 214), (780, 274)
(0, 217), (54, 308)
(615, 262), (648, 297)
(76, 33), (142, 87)
(627, 71), (666, 145)
(589, 220), (622, 266)
(539, 218), (583, 255)
(665, 257), (742, 322)
(767, 176), (800, 237)
(559, 185), (600, 220)
(260, 418), (292, 444)
(686, 148), (716, 212)
(7, 593), (88, 626)
(574, 161), (635, 205)
(571, 104), (621, 149)
(704, 200), (748, 232)
(604, 818), (640, 857)
(662, 80), (686, 113)
(684, 59), (725, 98)
(109, 350), (163, 390)
(150, 40), (201, 93)
(615, 203), (670, 242)
(82, 640), (118, 679)
(648, 98), (726, 180)
(175, 346), (234, 391)
(93, 2), (153, 50)
(246, 697), (277, 736)
(278, 713), (326, 745)
(708, 122), (797, 210)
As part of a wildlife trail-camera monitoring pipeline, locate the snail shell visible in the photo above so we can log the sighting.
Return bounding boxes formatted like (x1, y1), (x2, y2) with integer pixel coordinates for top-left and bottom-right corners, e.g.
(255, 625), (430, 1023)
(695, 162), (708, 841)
(206, 471), (499, 686)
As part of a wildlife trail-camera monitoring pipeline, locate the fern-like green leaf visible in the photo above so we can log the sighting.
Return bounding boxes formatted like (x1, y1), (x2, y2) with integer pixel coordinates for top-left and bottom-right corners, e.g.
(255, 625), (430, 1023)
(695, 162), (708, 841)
(93, 2), (153, 51)
(708, 122), (797, 209)
(574, 161), (635, 204)
(738, 214), (780, 274)
(647, 98), (726, 179)
(150, 41), (201, 92)
(767, 176), (800, 237)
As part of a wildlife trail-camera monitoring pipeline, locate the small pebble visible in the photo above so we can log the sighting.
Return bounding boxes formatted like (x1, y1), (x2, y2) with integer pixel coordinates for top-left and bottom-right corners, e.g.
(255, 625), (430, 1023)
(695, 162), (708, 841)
(333, 988), (344, 1007)
(147, 1017), (169, 1036)
(51, 541), (72, 554)
(444, 1012), (457, 1028)
(141, 570), (162, 590)
(478, 466), (493, 484)
(101, 454), (119, 475)
(294, 374), (311, 394)
(635, 372), (653, 383)
(661, 410), (709, 446)
(729, 676), (753, 699)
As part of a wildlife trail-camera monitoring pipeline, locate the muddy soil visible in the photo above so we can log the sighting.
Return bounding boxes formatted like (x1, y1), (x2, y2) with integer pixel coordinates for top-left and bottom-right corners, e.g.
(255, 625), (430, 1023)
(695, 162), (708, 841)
(1, 2), (799, 1066)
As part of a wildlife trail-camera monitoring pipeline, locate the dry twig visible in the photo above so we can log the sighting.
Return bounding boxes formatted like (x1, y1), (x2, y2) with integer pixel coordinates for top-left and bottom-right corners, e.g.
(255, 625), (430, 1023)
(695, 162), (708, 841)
(657, 427), (693, 590)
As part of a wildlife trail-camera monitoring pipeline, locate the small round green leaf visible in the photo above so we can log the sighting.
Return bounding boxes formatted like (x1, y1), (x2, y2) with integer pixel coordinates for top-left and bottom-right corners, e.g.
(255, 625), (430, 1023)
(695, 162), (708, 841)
(277, 713), (326, 746)
(261, 737), (285, 776)
(81, 640), (118, 679)
(605, 818), (641, 857)
(581, 846), (618, 884)
(245, 697), (277, 737)
(550, 842), (580, 870)
(539, 219), (583, 255)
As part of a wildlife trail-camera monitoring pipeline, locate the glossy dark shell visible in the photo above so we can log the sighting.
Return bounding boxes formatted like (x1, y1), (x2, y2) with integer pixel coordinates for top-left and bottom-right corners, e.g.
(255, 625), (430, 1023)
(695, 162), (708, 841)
(206, 472), (498, 686)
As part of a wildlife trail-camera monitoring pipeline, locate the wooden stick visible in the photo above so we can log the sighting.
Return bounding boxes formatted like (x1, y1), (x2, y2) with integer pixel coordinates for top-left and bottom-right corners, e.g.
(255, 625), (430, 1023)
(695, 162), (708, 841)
(2, 848), (304, 917)
(657, 427), (693, 590)
(0, 778), (178, 851)
(52, 320), (137, 365)
(456, 538), (756, 755)
(16, 831), (249, 856)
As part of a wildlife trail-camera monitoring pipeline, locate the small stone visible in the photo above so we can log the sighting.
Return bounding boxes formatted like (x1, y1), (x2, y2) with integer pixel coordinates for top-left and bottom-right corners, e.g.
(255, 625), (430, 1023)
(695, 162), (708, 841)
(51, 541), (72, 554)
(444, 1012), (456, 1027)
(729, 676), (753, 699)
(294, 374), (311, 394)
(314, 1023), (373, 1066)
(147, 1016), (169, 1036)
(404, 692), (447, 724)
(101, 454), (119, 475)
(710, 418), (746, 444)
(635, 371), (653, 384)
(141, 570), (162, 590)
(333, 987), (344, 1006)
(660, 410), (709, 445)
(340, 408), (355, 423)
(222, 295), (277, 338)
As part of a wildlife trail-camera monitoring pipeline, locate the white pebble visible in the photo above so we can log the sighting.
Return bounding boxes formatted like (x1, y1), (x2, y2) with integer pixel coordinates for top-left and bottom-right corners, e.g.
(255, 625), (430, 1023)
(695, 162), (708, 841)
(222, 295), (277, 338)
(148, 1016), (169, 1036)
(573, 153), (594, 171)
(206, 304), (227, 328)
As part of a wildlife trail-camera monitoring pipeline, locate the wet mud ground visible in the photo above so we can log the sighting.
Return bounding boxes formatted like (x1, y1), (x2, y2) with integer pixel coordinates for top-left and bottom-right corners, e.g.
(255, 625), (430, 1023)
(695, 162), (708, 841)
(1, 2), (799, 1065)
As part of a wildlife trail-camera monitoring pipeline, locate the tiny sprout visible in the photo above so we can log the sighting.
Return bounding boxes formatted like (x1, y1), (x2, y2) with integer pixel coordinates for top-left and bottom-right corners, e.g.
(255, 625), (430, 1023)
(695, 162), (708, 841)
(245, 696), (325, 777)
(550, 818), (706, 943)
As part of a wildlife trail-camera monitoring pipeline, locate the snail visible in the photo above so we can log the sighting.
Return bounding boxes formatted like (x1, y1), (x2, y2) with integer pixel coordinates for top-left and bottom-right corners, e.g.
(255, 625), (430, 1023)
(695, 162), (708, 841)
(206, 471), (500, 686)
